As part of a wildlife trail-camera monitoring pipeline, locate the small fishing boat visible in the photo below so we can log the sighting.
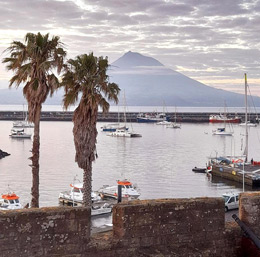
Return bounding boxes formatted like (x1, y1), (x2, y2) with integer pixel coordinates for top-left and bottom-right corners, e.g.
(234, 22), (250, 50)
(0, 192), (22, 210)
(209, 114), (241, 123)
(59, 182), (101, 205)
(9, 129), (32, 139)
(98, 180), (140, 200)
(59, 181), (112, 216)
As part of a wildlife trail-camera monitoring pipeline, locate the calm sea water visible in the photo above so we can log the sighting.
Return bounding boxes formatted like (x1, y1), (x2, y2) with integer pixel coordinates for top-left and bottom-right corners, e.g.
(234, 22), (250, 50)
(1, 118), (260, 209)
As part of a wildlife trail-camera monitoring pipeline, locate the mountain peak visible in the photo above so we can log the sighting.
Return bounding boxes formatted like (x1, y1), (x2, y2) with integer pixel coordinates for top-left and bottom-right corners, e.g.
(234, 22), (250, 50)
(112, 51), (164, 68)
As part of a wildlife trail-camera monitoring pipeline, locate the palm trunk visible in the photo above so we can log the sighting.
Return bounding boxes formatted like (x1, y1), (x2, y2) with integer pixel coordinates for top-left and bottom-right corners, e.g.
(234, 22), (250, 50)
(31, 106), (41, 208)
(83, 165), (92, 208)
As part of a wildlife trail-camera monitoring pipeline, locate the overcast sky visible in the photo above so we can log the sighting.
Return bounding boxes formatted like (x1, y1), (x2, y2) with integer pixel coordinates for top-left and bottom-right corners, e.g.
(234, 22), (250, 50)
(1, 0), (260, 96)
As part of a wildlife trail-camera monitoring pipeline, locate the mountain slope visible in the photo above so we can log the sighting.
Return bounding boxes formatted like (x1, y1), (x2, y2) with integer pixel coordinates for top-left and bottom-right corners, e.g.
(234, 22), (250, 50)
(109, 51), (260, 107)
(1, 51), (259, 107)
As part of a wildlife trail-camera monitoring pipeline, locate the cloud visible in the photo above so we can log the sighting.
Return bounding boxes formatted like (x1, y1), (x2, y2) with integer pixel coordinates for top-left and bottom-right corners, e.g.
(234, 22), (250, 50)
(1, 0), (260, 95)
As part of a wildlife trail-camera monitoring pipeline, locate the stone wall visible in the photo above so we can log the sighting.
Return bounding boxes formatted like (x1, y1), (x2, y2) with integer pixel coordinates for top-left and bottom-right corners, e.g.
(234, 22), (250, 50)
(1, 195), (260, 256)
(0, 207), (91, 257)
(86, 198), (242, 257)
(239, 192), (260, 257)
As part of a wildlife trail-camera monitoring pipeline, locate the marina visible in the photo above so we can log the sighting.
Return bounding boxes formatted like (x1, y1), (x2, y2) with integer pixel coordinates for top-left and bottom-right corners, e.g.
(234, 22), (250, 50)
(1, 119), (260, 208)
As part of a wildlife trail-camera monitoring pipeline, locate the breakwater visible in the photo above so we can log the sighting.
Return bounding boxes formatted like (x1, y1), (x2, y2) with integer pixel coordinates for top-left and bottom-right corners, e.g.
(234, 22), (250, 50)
(0, 111), (258, 123)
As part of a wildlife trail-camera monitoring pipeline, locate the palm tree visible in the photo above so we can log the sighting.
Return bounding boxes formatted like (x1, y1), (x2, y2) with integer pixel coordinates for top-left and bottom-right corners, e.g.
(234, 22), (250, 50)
(62, 53), (120, 207)
(2, 32), (66, 208)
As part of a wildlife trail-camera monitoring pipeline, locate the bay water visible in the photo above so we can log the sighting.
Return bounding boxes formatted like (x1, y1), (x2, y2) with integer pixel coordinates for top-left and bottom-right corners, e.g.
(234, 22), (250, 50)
(1, 119), (260, 209)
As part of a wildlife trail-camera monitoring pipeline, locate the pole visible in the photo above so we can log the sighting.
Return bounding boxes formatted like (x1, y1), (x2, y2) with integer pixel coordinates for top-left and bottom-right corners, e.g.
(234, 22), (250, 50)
(243, 161), (245, 192)
(118, 185), (122, 203)
(245, 73), (248, 163)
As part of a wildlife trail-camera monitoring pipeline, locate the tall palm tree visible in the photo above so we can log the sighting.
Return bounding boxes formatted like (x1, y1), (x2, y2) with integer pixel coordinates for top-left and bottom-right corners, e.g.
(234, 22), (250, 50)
(2, 32), (66, 208)
(62, 53), (120, 207)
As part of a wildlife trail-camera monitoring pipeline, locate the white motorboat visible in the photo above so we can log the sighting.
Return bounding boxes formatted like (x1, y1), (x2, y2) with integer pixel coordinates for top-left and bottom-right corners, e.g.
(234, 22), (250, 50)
(98, 180), (140, 200)
(108, 127), (142, 138)
(9, 129), (32, 139)
(212, 127), (233, 136)
(0, 192), (22, 210)
(59, 182), (101, 205)
(91, 203), (112, 216)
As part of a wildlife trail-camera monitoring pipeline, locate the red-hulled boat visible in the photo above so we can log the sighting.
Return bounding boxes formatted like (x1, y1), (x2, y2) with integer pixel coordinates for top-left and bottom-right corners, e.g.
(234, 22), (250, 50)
(209, 114), (241, 123)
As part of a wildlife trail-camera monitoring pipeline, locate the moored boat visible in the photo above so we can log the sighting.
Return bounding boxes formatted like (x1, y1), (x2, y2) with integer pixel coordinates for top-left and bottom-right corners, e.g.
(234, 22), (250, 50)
(137, 112), (170, 123)
(0, 192), (22, 210)
(101, 123), (129, 132)
(212, 127), (233, 136)
(209, 114), (241, 123)
(59, 182), (101, 205)
(107, 127), (142, 138)
(9, 129), (31, 139)
(192, 167), (206, 173)
(98, 180), (140, 200)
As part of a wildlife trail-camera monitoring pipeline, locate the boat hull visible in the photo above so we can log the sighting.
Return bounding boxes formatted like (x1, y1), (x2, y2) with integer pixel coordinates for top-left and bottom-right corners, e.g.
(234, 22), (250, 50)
(209, 119), (241, 123)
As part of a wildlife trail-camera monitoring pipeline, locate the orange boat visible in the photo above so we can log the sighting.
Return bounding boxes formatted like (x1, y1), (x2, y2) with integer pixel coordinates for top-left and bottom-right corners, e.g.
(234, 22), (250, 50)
(0, 192), (22, 210)
(98, 179), (140, 199)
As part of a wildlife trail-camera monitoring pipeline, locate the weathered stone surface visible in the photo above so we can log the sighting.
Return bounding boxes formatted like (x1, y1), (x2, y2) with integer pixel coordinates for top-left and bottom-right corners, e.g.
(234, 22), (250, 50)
(0, 207), (90, 257)
(3, 195), (260, 256)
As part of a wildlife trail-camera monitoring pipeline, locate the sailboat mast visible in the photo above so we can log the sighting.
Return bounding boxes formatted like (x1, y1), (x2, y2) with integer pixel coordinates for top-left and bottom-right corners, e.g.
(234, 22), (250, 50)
(245, 73), (248, 162)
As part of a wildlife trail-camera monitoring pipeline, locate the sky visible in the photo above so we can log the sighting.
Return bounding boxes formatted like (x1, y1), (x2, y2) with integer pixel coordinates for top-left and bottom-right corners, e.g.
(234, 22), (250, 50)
(1, 0), (260, 96)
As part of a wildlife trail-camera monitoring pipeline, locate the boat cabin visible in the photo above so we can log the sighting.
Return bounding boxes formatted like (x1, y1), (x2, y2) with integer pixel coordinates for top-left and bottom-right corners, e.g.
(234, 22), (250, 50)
(0, 193), (22, 210)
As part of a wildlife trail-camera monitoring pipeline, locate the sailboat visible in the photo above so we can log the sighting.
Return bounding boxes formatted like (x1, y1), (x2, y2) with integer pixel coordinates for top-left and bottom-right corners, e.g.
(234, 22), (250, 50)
(212, 102), (233, 136)
(166, 107), (181, 129)
(108, 93), (142, 138)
